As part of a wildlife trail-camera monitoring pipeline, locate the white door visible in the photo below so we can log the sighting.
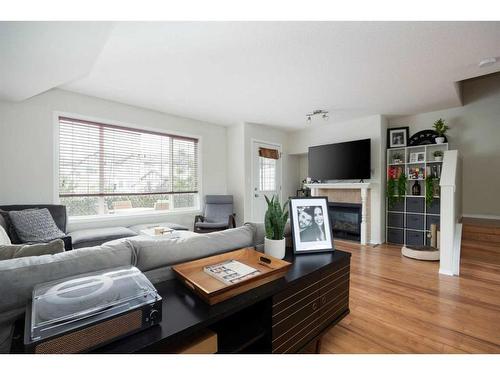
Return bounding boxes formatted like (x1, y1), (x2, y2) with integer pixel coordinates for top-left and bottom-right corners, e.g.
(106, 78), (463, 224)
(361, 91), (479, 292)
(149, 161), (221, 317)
(252, 141), (282, 223)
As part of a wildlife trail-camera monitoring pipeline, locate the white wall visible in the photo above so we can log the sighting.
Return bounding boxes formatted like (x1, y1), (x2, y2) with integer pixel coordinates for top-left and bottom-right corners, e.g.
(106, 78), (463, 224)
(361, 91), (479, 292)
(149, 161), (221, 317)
(0, 89), (228, 230)
(287, 115), (385, 244)
(226, 123), (246, 226)
(389, 73), (500, 217)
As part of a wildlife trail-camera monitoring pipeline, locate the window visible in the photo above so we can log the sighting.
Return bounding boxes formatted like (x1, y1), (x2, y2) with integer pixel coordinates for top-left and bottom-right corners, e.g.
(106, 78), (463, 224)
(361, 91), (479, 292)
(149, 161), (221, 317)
(58, 117), (199, 217)
(259, 157), (276, 191)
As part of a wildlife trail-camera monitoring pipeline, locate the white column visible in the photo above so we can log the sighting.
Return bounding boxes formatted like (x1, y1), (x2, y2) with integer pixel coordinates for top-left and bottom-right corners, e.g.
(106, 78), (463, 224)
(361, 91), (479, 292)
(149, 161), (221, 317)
(360, 187), (368, 245)
(439, 185), (456, 275)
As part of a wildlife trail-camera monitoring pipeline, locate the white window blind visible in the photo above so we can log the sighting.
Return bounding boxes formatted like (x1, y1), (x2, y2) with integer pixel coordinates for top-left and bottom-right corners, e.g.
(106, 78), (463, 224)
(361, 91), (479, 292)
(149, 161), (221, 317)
(58, 117), (199, 216)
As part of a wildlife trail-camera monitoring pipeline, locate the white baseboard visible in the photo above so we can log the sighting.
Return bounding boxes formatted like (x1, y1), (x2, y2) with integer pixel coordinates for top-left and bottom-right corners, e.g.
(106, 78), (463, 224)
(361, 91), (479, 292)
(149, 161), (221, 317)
(438, 268), (454, 276)
(462, 213), (500, 220)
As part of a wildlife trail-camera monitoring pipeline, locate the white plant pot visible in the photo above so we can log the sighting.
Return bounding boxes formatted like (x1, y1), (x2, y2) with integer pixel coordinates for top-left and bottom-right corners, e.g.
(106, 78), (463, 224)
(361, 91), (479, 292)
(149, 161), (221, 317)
(264, 237), (286, 260)
(435, 137), (445, 144)
(434, 156), (443, 162)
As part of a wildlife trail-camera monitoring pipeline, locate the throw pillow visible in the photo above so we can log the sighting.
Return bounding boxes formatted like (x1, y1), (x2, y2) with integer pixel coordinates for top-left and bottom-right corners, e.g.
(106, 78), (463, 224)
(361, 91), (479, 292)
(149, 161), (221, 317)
(8, 208), (65, 243)
(0, 226), (11, 246)
(0, 239), (65, 260)
(0, 210), (21, 244)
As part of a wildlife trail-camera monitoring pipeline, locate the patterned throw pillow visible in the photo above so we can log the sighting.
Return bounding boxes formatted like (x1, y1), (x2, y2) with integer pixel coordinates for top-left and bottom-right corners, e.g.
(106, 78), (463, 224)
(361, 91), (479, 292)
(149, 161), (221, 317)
(8, 208), (65, 243)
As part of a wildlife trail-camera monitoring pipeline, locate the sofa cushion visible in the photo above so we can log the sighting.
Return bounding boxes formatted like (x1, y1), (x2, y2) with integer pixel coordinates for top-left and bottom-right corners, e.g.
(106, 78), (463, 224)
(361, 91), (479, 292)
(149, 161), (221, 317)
(245, 222), (292, 251)
(128, 222), (189, 234)
(0, 322), (14, 354)
(0, 210), (21, 244)
(8, 208), (65, 243)
(0, 240), (134, 316)
(0, 239), (65, 260)
(69, 227), (137, 248)
(128, 224), (255, 283)
(0, 214), (7, 233)
(0, 226), (11, 246)
(195, 221), (228, 229)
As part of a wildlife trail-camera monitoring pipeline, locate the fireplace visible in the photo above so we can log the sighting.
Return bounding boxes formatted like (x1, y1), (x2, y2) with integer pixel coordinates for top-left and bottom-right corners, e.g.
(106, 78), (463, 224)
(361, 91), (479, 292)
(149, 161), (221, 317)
(328, 203), (362, 242)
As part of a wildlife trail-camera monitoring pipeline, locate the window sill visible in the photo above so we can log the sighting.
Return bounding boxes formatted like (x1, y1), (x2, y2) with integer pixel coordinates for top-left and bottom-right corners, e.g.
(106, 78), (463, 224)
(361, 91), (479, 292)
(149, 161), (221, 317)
(68, 208), (201, 225)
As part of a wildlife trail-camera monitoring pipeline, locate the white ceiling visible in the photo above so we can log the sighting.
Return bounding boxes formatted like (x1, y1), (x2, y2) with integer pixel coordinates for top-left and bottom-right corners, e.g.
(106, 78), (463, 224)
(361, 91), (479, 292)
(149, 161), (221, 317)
(2, 22), (500, 129)
(0, 22), (113, 101)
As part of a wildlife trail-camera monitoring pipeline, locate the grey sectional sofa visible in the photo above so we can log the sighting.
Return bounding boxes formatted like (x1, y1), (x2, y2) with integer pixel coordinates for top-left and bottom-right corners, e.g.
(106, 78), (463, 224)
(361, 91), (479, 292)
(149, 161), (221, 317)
(0, 223), (266, 353)
(0, 204), (189, 249)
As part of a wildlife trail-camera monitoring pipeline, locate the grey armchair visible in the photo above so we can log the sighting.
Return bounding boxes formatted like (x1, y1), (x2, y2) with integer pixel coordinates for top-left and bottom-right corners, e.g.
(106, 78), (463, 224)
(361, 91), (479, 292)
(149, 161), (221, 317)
(194, 195), (236, 233)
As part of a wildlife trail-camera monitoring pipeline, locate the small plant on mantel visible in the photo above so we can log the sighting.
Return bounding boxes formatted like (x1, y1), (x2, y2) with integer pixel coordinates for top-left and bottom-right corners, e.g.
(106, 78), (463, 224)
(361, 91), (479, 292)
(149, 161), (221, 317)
(264, 195), (289, 259)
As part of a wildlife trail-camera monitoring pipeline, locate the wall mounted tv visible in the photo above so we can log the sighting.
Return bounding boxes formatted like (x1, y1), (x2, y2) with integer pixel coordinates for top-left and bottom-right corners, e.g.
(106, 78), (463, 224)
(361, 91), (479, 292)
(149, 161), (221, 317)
(308, 138), (371, 180)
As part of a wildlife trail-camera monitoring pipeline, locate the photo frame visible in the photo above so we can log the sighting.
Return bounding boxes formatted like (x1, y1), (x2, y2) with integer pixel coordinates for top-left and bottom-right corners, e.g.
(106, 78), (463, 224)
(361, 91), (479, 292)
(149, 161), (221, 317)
(409, 151), (425, 163)
(387, 127), (409, 148)
(289, 197), (334, 254)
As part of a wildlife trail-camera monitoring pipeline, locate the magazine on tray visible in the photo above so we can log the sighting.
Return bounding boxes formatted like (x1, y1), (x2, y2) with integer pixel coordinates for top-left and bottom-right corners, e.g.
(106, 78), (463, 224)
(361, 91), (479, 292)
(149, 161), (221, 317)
(203, 260), (261, 285)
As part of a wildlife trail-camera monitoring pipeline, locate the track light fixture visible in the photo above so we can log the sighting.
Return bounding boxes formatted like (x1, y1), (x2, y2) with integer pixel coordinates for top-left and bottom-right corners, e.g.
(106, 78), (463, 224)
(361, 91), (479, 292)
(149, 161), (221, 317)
(306, 110), (329, 124)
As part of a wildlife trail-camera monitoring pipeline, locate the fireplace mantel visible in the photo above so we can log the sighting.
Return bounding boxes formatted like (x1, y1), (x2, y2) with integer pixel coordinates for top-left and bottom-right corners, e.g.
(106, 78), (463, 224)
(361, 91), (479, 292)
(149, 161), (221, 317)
(304, 182), (371, 190)
(305, 182), (372, 245)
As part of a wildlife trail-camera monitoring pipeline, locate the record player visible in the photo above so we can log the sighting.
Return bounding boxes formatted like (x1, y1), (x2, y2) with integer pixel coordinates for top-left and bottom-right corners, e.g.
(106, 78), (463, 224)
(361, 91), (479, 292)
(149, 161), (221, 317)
(24, 266), (162, 354)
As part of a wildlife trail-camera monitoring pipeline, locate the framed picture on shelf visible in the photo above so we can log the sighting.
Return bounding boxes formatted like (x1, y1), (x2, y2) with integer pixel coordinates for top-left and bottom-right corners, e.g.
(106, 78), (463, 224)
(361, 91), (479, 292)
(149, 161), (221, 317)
(289, 197), (334, 254)
(387, 127), (409, 148)
(409, 151), (425, 163)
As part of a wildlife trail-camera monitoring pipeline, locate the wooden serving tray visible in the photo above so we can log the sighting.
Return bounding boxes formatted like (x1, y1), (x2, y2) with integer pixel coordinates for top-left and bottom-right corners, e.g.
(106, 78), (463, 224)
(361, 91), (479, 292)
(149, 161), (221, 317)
(172, 248), (292, 305)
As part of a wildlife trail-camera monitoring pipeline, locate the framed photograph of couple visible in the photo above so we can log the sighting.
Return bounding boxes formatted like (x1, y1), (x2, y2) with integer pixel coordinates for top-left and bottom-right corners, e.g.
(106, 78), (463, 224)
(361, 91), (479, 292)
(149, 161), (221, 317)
(289, 197), (334, 254)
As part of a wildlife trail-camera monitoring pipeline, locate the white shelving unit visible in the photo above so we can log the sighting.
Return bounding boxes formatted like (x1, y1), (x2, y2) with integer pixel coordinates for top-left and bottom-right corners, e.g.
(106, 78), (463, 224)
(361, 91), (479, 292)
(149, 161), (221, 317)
(386, 143), (449, 246)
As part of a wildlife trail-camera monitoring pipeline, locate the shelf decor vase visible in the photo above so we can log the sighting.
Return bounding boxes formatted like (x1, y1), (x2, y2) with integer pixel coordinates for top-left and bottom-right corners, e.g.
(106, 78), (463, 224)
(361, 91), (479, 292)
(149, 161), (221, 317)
(264, 238), (286, 260)
(435, 137), (445, 144)
(412, 180), (421, 196)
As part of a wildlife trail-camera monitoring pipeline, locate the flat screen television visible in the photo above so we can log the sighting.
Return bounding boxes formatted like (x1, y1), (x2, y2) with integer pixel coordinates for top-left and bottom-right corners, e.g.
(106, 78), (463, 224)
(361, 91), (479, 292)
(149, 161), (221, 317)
(308, 139), (371, 180)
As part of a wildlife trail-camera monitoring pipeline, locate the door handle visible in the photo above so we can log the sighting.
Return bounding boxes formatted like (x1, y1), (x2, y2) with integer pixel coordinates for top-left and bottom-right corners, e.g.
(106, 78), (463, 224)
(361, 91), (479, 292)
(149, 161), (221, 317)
(254, 194), (259, 198)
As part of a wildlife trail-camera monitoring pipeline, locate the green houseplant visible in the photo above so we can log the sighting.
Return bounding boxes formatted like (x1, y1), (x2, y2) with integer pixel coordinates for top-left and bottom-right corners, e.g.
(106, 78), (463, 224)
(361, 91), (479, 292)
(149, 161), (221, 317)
(264, 195), (289, 259)
(392, 152), (403, 164)
(433, 118), (449, 144)
(397, 173), (408, 199)
(433, 150), (444, 162)
(386, 173), (407, 209)
(425, 175), (441, 207)
(386, 177), (398, 209)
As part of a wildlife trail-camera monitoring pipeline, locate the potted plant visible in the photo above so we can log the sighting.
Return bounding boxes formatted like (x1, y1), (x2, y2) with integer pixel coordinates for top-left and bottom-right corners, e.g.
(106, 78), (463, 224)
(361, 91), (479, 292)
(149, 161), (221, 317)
(392, 152), (403, 164)
(433, 150), (444, 162)
(433, 118), (449, 144)
(397, 173), (407, 199)
(264, 195), (289, 259)
(386, 177), (398, 208)
(425, 176), (439, 206)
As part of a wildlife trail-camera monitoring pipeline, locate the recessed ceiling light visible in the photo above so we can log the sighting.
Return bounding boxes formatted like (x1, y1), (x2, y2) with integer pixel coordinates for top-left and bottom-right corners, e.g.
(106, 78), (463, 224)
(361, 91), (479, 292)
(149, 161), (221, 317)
(479, 57), (497, 68)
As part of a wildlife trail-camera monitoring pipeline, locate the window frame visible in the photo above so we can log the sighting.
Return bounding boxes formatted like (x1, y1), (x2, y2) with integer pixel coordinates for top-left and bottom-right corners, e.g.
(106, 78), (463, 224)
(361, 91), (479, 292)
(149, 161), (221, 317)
(53, 112), (203, 221)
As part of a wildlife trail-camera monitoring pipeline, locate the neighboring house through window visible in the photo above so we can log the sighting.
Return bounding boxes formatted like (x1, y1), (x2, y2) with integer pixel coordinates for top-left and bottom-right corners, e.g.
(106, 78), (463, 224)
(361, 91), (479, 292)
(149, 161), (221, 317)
(58, 117), (199, 217)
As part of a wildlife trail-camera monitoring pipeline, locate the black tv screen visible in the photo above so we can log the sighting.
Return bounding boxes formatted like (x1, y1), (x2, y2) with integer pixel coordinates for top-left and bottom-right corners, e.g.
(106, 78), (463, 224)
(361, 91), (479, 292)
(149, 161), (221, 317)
(308, 139), (371, 180)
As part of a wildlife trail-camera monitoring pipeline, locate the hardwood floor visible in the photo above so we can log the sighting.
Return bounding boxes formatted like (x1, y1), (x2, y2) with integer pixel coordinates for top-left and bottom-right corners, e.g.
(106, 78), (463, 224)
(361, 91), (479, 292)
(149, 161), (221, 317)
(320, 237), (500, 353)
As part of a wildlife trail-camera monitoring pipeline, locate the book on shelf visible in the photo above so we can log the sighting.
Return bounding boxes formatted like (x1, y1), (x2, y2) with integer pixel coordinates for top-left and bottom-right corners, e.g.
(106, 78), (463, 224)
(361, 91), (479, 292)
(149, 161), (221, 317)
(204, 260), (262, 285)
